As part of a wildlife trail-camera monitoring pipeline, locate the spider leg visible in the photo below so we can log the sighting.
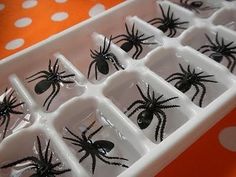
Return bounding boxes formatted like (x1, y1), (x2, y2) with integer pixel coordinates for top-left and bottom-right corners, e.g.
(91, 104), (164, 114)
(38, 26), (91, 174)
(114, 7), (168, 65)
(133, 44), (141, 59)
(124, 100), (146, 114)
(36, 136), (44, 161)
(95, 63), (98, 80)
(197, 82), (206, 107)
(97, 154), (128, 168)
(153, 112), (162, 141)
(166, 76), (183, 83)
(50, 168), (71, 175)
(147, 18), (162, 24)
(157, 96), (179, 105)
(101, 153), (128, 161)
(115, 38), (130, 45)
(172, 28), (177, 38)
(197, 45), (211, 52)
(79, 151), (90, 163)
(0, 156), (38, 169)
(64, 127), (83, 142)
(192, 84), (200, 102)
(107, 54), (124, 70)
(136, 84), (149, 102)
(88, 126), (103, 139)
(127, 105), (146, 117)
(205, 34), (216, 47)
(82, 121), (96, 138)
(102, 37), (108, 53)
(53, 59), (59, 73)
(165, 73), (184, 81)
(159, 4), (166, 19)
(60, 73), (75, 78)
(198, 78), (217, 83)
(26, 71), (50, 80)
(26, 74), (48, 83)
(227, 54), (236, 72)
(1, 114), (10, 139)
(228, 55), (236, 72)
(201, 49), (212, 55)
(179, 63), (188, 74)
(111, 34), (129, 41)
(157, 109), (167, 142)
(168, 28), (174, 38)
(42, 83), (56, 108)
(6, 90), (14, 103)
(9, 109), (24, 115)
(87, 60), (96, 79)
(147, 85), (152, 100)
(225, 41), (234, 48)
(45, 82), (60, 111)
(140, 35), (155, 42)
(91, 154), (97, 174)
(44, 139), (51, 163)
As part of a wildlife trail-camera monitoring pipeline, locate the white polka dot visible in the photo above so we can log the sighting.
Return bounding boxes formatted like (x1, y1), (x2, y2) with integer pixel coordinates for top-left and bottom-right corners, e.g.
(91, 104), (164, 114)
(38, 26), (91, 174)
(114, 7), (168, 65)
(219, 126), (236, 152)
(51, 12), (68, 22)
(0, 3), (5, 11)
(15, 17), (32, 28)
(5, 39), (24, 50)
(22, 0), (38, 9)
(89, 3), (105, 17)
(55, 0), (67, 3)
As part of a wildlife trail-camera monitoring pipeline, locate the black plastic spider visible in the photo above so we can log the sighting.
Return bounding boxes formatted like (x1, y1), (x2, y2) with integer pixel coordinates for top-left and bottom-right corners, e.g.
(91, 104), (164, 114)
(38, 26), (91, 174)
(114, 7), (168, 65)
(26, 59), (75, 111)
(0, 88), (24, 140)
(148, 5), (189, 37)
(124, 84), (180, 141)
(112, 23), (157, 59)
(0, 136), (71, 176)
(63, 121), (128, 174)
(197, 33), (236, 72)
(87, 36), (124, 80)
(166, 64), (218, 107)
(178, 0), (217, 14)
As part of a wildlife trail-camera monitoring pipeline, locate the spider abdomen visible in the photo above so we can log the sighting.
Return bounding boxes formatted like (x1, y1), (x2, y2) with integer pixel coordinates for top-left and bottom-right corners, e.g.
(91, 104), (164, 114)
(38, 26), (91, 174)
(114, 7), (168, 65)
(121, 41), (133, 52)
(97, 59), (109, 75)
(35, 80), (52, 94)
(175, 81), (191, 93)
(137, 110), (154, 129)
(191, 1), (203, 8)
(209, 52), (223, 63)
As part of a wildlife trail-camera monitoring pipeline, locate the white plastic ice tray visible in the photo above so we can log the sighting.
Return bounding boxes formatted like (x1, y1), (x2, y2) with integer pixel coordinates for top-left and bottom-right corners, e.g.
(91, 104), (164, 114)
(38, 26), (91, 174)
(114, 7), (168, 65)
(0, 0), (236, 177)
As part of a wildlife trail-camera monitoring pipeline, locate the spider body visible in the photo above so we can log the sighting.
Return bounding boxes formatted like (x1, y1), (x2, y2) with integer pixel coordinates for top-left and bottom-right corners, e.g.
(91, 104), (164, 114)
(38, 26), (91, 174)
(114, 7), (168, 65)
(0, 136), (71, 176)
(148, 5), (188, 37)
(88, 37), (124, 80)
(112, 23), (157, 59)
(0, 88), (24, 140)
(124, 84), (180, 141)
(63, 121), (128, 174)
(197, 33), (236, 72)
(26, 59), (75, 111)
(179, 0), (216, 14)
(166, 64), (217, 107)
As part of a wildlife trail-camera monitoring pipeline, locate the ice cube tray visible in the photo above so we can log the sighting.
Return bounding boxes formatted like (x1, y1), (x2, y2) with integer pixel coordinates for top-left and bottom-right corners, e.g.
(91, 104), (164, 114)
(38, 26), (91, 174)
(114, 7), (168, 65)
(0, 0), (236, 177)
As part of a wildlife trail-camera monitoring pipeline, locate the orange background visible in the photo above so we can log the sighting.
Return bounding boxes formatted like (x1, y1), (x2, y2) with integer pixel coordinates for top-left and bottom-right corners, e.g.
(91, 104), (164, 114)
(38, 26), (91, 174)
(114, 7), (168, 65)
(0, 1), (236, 177)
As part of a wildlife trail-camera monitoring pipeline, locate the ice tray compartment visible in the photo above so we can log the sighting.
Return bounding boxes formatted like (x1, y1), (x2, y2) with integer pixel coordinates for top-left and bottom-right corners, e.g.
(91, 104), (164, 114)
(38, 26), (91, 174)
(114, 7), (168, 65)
(0, 129), (71, 177)
(103, 71), (191, 143)
(181, 27), (236, 75)
(53, 98), (141, 177)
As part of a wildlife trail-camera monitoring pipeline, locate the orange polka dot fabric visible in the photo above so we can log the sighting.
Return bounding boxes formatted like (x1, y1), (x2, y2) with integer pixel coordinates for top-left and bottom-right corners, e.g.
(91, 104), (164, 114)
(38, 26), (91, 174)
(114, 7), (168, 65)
(0, 0), (123, 59)
(0, 1), (235, 177)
